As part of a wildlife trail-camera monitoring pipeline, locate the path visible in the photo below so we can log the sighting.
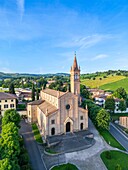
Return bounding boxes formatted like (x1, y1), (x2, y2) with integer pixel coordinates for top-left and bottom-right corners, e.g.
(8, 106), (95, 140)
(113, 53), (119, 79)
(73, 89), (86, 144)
(19, 120), (46, 170)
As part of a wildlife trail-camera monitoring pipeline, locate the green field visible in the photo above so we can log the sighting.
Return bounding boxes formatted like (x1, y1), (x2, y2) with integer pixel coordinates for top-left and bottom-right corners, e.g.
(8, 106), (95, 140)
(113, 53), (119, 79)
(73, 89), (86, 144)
(100, 78), (128, 93)
(101, 150), (128, 170)
(81, 75), (125, 88)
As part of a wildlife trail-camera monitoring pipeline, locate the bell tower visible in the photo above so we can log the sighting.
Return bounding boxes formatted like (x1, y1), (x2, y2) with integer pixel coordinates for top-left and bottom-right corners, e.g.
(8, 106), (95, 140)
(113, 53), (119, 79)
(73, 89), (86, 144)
(70, 53), (80, 97)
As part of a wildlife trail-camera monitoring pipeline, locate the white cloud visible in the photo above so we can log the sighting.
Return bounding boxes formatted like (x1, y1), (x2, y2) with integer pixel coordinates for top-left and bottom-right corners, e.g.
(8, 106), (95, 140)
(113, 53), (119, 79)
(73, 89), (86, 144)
(17, 0), (25, 20)
(56, 34), (113, 49)
(92, 54), (108, 60)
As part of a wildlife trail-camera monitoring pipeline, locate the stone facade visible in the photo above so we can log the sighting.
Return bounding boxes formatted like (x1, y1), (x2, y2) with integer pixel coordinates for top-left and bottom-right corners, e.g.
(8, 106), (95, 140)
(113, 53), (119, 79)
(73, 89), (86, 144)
(119, 116), (128, 129)
(0, 92), (17, 116)
(27, 55), (88, 138)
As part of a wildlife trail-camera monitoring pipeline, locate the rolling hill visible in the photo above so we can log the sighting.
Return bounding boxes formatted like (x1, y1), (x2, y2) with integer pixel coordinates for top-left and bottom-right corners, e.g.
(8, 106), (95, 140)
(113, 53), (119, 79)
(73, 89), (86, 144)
(81, 75), (125, 88)
(100, 78), (128, 93)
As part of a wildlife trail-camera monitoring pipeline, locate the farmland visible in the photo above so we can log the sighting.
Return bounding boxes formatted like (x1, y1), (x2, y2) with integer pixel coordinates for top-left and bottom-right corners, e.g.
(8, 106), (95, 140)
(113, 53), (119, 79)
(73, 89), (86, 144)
(100, 78), (128, 93)
(81, 75), (125, 89)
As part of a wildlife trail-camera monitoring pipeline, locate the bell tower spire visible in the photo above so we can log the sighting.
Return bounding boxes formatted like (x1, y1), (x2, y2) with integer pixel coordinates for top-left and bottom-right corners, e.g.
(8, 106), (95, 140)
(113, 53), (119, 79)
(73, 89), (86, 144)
(70, 52), (80, 98)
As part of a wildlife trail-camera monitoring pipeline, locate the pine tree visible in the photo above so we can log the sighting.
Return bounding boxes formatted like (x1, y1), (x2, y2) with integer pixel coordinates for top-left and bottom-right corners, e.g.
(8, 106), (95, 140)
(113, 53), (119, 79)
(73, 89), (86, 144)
(31, 84), (35, 101)
(9, 83), (15, 94)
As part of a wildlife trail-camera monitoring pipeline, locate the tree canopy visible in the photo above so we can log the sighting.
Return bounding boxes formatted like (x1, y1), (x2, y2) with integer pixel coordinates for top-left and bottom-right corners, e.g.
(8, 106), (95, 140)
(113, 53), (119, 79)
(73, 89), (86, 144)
(113, 87), (127, 100)
(105, 96), (115, 113)
(118, 99), (126, 112)
(2, 109), (21, 127)
(9, 83), (15, 94)
(96, 109), (110, 129)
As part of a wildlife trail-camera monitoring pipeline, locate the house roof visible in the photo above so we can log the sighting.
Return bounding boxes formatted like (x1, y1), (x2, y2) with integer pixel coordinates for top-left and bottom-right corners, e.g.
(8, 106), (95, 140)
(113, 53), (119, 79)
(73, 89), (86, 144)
(79, 107), (87, 113)
(42, 88), (66, 98)
(38, 100), (58, 116)
(28, 99), (43, 105)
(0, 92), (17, 100)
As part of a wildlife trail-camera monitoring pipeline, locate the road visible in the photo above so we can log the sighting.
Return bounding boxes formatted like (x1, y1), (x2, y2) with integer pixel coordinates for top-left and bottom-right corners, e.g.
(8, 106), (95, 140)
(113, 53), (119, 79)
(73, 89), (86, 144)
(19, 120), (46, 170)
(110, 123), (128, 151)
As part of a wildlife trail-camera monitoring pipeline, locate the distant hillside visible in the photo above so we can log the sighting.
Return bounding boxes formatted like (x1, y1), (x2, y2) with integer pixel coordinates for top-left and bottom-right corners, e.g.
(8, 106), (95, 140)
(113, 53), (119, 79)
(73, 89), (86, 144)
(100, 78), (128, 93)
(81, 75), (125, 88)
(0, 72), (69, 79)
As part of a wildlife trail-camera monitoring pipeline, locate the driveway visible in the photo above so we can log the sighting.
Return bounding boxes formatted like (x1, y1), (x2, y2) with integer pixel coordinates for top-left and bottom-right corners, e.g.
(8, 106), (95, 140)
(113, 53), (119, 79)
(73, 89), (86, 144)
(19, 120), (46, 170)
(110, 123), (128, 151)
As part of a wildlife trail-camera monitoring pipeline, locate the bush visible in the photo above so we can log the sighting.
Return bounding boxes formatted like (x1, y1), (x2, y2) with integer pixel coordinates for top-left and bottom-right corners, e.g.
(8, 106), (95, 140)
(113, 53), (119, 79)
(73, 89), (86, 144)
(105, 151), (111, 159)
(115, 164), (122, 170)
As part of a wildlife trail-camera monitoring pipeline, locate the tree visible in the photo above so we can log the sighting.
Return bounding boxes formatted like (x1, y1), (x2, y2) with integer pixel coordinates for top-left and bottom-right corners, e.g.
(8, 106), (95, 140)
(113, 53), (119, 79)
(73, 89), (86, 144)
(96, 109), (110, 129)
(9, 83), (15, 94)
(31, 84), (35, 101)
(118, 99), (126, 112)
(36, 89), (39, 100)
(80, 85), (91, 99)
(0, 122), (20, 160)
(114, 87), (127, 100)
(0, 158), (12, 170)
(2, 109), (21, 128)
(105, 96), (115, 113)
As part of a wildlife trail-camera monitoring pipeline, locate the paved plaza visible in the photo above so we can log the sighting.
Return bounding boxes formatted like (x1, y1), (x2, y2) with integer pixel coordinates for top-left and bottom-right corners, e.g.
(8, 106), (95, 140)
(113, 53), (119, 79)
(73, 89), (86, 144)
(40, 119), (113, 170)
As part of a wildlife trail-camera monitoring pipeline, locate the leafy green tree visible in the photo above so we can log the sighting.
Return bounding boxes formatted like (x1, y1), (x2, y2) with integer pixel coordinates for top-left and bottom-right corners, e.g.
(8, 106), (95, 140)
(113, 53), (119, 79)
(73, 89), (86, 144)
(96, 109), (110, 129)
(2, 109), (21, 127)
(118, 99), (126, 112)
(31, 84), (35, 101)
(9, 83), (15, 94)
(36, 89), (39, 100)
(0, 158), (12, 170)
(114, 87), (127, 100)
(80, 85), (91, 99)
(105, 96), (115, 113)
(0, 123), (20, 160)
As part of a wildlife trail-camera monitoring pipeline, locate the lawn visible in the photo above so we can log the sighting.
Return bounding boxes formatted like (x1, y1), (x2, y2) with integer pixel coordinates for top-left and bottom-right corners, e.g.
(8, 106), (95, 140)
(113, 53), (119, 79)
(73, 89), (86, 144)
(111, 113), (128, 121)
(98, 129), (125, 151)
(51, 163), (78, 170)
(100, 77), (128, 93)
(81, 75), (125, 88)
(101, 150), (128, 170)
(32, 123), (43, 144)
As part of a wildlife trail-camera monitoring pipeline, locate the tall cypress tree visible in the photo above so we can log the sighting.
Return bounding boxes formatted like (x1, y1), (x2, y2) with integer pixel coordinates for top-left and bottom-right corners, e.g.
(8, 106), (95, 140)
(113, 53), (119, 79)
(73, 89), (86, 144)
(9, 83), (15, 94)
(36, 89), (39, 100)
(31, 84), (35, 101)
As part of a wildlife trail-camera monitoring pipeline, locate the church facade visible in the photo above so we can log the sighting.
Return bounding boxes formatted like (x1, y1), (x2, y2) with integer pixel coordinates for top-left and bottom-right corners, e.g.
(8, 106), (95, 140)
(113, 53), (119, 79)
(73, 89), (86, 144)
(27, 55), (88, 138)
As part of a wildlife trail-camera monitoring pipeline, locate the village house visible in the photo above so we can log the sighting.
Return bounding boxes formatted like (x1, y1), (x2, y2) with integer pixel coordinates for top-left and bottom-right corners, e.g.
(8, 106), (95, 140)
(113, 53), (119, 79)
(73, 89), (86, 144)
(0, 92), (17, 116)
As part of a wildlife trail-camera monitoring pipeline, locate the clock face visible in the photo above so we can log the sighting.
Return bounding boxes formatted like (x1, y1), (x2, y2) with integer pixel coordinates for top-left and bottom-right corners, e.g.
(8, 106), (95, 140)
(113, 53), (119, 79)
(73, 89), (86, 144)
(66, 104), (70, 110)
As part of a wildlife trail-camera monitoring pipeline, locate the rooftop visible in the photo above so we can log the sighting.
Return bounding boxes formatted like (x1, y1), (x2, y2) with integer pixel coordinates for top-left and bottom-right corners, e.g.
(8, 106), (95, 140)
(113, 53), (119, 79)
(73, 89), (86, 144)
(38, 100), (58, 116)
(28, 99), (43, 105)
(42, 88), (66, 98)
(0, 92), (17, 100)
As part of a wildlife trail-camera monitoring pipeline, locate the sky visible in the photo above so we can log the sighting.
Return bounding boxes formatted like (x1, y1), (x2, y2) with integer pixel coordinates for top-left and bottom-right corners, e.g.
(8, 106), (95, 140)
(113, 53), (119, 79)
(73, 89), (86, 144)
(0, 0), (128, 74)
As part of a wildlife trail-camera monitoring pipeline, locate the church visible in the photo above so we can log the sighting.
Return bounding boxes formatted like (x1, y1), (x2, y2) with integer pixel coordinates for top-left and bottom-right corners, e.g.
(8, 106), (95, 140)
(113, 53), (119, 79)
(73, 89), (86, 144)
(27, 55), (88, 138)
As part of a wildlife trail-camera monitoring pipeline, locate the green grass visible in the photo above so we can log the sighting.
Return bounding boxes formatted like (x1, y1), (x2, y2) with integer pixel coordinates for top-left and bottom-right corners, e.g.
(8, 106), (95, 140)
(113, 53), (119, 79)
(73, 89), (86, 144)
(101, 150), (128, 170)
(81, 75), (125, 88)
(45, 148), (58, 154)
(111, 113), (128, 121)
(98, 129), (125, 151)
(51, 163), (78, 170)
(100, 77), (128, 93)
(32, 123), (43, 144)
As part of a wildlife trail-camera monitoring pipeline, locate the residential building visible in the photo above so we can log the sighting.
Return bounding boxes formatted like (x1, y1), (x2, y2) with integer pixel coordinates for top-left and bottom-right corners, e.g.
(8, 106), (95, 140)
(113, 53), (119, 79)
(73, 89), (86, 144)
(27, 55), (88, 138)
(0, 92), (17, 116)
(119, 116), (128, 129)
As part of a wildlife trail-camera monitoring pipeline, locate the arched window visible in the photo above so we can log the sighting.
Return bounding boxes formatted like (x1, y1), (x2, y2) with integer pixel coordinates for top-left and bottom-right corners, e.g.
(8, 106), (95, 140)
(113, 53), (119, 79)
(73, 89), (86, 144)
(80, 123), (83, 130)
(51, 127), (55, 135)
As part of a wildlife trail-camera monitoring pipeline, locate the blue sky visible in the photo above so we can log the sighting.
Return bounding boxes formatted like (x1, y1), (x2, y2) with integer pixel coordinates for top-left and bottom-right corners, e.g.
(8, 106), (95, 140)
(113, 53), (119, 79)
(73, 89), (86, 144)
(0, 0), (128, 74)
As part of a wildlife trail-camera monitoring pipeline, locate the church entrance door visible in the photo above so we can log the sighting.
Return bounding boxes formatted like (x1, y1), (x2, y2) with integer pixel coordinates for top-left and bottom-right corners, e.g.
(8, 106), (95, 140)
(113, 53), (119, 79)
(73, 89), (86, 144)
(66, 122), (71, 132)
